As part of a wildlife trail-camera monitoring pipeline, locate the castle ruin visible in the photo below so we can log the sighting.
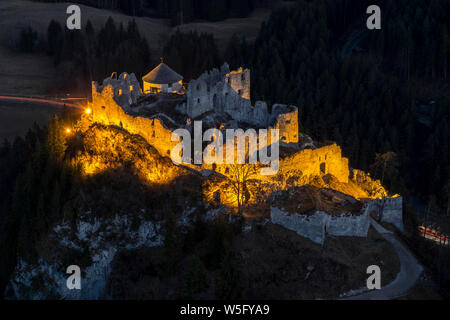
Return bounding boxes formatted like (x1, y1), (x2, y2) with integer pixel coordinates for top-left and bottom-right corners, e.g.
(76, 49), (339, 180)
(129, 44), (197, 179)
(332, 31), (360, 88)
(88, 63), (300, 159)
(81, 63), (403, 240)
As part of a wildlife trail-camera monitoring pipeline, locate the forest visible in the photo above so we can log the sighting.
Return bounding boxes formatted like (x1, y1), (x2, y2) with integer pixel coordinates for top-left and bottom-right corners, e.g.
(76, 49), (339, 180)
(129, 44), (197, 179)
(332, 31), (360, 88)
(224, 0), (450, 296)
(32, 0), (277, 25)
(225, 0), (449, 211)
(26, 17), (221, 93)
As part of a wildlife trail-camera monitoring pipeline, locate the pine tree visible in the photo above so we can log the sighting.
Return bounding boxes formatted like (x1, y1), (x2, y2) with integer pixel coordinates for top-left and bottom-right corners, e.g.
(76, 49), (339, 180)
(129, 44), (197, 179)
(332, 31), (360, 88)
(18, 26), (37, 53)
(47, 20), (63, 56)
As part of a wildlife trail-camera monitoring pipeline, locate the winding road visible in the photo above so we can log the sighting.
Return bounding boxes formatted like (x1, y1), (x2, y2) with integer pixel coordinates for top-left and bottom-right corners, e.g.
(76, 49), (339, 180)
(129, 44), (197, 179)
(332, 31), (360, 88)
(343, 218), (423, 300)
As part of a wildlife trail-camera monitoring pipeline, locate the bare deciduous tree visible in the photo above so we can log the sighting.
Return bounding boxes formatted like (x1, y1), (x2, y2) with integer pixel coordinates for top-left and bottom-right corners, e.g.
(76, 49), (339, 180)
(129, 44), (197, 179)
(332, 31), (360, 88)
(225, 163), (257, 215)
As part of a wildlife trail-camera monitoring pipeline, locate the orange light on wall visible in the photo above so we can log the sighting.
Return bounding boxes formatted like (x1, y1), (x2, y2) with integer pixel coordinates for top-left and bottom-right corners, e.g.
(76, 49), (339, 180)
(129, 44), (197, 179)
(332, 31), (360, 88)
(65, 128), (71, 134)
(85, 108), (92, 114)
(129, 85), (133, 91)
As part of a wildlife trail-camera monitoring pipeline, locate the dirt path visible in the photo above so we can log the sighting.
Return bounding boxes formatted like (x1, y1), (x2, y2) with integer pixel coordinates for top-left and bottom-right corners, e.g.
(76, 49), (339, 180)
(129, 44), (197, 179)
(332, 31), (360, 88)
(343, 218), (423, 300)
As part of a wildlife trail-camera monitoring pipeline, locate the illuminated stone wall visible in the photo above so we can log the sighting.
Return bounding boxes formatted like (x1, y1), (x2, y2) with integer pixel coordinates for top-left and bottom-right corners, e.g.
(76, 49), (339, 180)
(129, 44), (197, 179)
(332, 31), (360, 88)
(94, 72), (141, 110)
(270, 105), (299, 144)
(90, 81), (347, 188)
(90, 81), (180, 158)
(90, 68), (300, 163)
(176, 64), (299, 145)
(279, 143), (350, 183)
(177, 63), (252, 119)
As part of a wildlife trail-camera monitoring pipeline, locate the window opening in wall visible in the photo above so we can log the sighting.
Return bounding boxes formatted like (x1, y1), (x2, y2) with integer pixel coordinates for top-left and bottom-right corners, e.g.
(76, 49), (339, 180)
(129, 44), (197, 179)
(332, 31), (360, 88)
(320, 162), (326, 175)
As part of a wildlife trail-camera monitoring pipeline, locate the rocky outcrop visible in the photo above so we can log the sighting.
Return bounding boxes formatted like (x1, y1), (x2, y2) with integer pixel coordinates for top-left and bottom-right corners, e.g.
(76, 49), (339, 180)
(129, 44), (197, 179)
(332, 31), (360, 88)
(72, 124), (186, 184)
(8, 214), (163, 300)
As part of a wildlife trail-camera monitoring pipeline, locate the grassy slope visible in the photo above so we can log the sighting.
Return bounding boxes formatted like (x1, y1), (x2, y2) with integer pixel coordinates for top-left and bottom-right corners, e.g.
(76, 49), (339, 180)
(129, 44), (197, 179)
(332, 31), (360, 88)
(0, 46), (58, 96)
(0, 101), (61, 141)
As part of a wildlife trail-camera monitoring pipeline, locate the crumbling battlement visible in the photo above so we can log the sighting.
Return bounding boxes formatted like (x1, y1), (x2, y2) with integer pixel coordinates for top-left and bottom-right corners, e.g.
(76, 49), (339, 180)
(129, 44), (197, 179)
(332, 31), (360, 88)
(90, 80), (180, 158)
(176, 63), (299, 144)
(89, 65), (299, 163)
(89, 78), (344, 185)
(271, 206), (371, 245)
(93, 72), (142, 110)
(270, 105), (298, 144)
(176, 63), (252, 119)
(366, 196), (404, 231)
(279, 143), (350, 183)
(270, 194), (403, 244)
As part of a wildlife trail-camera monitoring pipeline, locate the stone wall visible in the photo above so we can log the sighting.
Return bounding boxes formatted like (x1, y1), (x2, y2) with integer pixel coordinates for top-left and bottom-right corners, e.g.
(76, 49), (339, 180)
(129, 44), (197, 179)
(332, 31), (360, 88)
(90, 81), (180, 158)
(271, 207), (326, 244)
(270, 105), (299, 144)
(89, 72), (298, 165)
(89, 77), (347, 187)
(177, 63), (252, 120)
(270, 206), (371, 245)
(176, 63), (299, 146)
(327, 210), (371, 237)
(94, 72), (141, 110)
(279, 143), (350, 183)
(380, 196), (403, 231)
(88, 66), (299, 164)
(366, 196), (404, 232)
